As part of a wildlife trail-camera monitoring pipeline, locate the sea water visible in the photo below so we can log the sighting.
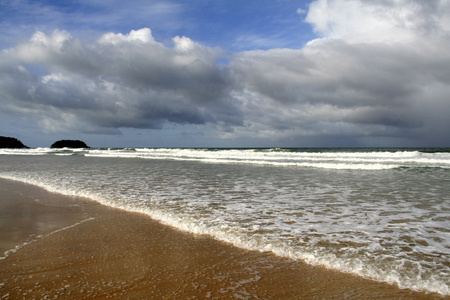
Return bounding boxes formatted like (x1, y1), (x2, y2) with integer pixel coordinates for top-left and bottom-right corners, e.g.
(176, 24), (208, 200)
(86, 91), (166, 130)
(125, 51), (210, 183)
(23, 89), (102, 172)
(0, 148), (449, 295)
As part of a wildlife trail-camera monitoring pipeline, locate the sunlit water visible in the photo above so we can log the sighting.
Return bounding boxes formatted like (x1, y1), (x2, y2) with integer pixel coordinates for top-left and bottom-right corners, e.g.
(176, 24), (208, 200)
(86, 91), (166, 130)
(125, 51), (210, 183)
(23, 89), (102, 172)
(1, 148), (449, 295)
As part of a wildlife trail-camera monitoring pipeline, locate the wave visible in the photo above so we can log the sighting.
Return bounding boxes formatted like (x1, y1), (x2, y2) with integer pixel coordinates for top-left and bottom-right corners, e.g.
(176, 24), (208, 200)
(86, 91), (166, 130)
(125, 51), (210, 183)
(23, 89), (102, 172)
(0, 173), (448, 296)
(1, 149), (449, 296)
(1, 147), (450, 170)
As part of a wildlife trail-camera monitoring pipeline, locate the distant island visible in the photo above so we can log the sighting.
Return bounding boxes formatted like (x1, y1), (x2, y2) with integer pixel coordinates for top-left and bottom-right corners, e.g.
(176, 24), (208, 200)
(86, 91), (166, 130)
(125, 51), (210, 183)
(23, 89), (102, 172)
(51, 140), (89, 148)
(0, 136), (28, 148)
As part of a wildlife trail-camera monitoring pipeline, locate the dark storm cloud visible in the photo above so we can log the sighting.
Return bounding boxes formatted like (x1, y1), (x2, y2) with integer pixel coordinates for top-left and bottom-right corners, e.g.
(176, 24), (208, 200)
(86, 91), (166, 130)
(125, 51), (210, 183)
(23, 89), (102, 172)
(226, 40), (444, 140)
(222, 0), (450, 144)
(0, 28), (241, 133)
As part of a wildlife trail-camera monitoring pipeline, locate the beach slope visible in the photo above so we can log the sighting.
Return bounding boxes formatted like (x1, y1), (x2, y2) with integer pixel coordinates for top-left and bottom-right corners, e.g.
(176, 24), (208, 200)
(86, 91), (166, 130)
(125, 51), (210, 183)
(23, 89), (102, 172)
(0, 179), (443, 299)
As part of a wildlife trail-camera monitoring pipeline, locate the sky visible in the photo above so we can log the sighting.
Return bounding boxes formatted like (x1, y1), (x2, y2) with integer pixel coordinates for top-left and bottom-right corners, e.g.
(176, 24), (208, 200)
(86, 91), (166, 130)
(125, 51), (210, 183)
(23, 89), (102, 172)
(0, 0), (449, 148)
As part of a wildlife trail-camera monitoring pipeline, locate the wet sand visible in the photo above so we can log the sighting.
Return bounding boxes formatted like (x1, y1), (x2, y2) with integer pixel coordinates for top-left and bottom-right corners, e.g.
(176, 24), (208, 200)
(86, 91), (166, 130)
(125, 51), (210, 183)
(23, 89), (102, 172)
(0, 178), (446, 299)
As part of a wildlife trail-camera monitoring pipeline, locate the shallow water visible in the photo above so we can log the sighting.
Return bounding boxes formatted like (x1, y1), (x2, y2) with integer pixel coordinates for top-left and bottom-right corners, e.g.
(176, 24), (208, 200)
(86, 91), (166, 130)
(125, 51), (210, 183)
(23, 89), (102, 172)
(0, 148), (449, 295)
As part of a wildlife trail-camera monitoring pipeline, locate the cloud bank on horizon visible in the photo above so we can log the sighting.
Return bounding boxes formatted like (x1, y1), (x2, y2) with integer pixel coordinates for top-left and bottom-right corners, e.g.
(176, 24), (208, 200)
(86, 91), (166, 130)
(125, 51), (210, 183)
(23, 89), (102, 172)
(1, 0), (449, 147)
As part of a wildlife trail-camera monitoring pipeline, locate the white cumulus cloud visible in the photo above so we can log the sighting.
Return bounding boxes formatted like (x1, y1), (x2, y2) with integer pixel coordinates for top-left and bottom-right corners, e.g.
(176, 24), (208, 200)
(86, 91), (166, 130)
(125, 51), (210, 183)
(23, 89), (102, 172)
(305, 0), (450, 44)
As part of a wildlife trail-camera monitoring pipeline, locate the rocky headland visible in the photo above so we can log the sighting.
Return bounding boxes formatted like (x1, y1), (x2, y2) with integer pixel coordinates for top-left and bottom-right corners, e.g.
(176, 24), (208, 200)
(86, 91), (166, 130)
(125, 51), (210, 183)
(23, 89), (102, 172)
(0, 136), (28, 148)
(50, 140), (89, 148)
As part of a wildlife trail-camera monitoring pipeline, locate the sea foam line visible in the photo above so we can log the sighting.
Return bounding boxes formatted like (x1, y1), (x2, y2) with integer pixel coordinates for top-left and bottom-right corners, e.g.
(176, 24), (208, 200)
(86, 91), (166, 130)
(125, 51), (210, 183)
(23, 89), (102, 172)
(3, 148), (450, 170)
(1, 217), (95, 260)
(0, 175), (448, 296)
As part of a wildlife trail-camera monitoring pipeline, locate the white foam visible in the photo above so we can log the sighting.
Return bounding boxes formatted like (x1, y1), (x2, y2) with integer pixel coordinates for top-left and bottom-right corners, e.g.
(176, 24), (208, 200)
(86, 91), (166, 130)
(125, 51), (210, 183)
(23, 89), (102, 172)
(0, 149), (449, 295)
(1, 218), (95, 260)
(2, 174), (449, 295)
(83, 148), (450, 170)
(2, 148), (450, 169)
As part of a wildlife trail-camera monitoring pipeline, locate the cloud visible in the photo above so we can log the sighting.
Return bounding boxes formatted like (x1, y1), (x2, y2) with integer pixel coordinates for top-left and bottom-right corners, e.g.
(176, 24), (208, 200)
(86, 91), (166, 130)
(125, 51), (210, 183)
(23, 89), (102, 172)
(304, 0), (450, 44)
(0, 28), (241, 134)
(224, 0), (450, 145)
(1, 0), (450, 147)
(297, 8), (307, 15)
(0, 0), (185, 51)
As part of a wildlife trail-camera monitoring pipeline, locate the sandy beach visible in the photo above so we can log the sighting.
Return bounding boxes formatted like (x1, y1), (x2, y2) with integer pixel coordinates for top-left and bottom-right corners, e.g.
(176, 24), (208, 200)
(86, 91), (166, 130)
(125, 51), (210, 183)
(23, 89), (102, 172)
(0, 178), (445, 299)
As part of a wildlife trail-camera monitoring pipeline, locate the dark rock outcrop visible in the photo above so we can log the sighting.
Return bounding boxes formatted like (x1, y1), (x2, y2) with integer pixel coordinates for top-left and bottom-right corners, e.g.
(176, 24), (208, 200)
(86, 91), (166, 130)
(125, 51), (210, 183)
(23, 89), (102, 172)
(0, 136), (28, 148)
(51, 140), (89, 148)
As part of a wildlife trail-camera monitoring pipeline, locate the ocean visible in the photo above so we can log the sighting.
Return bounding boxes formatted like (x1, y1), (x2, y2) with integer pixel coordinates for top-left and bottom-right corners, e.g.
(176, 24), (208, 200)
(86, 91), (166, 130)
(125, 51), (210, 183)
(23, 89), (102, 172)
(0, 147), (449, 296)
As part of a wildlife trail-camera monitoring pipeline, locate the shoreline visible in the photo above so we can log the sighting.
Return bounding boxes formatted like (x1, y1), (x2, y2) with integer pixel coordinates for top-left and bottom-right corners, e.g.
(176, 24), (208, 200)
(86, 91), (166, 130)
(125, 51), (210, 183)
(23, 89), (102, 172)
(0, 178), (445, 299)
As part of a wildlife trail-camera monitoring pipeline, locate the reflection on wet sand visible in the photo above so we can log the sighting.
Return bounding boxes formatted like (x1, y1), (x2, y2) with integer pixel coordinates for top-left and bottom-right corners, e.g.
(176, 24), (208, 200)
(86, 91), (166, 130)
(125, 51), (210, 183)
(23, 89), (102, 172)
(0, 179), (442, 299)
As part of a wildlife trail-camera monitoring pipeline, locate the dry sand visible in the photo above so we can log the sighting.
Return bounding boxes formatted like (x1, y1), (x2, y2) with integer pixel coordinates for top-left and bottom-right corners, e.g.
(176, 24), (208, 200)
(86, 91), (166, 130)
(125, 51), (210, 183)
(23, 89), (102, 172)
(0, 178), (446, 299)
